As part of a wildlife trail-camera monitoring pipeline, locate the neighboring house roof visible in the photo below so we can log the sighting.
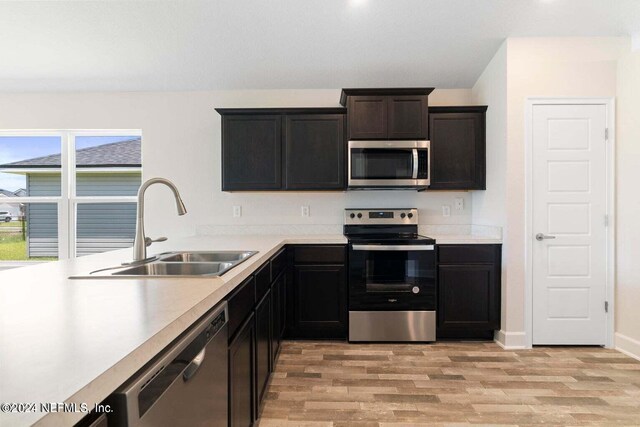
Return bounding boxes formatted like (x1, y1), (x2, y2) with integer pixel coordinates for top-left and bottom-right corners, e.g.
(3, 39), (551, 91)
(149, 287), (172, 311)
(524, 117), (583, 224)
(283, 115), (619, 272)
(13, 189), (27, 196)
(0, 189), (17, 197)
(0, 138), (141, 169)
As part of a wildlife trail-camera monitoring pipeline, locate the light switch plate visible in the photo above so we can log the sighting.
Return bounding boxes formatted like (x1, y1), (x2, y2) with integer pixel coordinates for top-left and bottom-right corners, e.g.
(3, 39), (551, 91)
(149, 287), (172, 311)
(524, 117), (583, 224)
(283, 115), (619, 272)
(442, 205), (451, 217)
(454, 198), (464, 211)
(301, 206), (310, 217)
(232, 205), (242, 218)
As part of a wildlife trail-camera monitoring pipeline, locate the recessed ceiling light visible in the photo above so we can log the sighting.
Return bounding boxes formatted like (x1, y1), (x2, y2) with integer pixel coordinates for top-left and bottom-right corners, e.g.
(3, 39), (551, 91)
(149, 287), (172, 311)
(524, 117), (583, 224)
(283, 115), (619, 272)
(349, 0), (368, 7)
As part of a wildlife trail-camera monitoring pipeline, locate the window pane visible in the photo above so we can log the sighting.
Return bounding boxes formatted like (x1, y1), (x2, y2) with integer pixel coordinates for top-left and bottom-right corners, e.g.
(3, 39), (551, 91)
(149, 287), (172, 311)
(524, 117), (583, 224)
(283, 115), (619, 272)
(76, 203), (136, 257)
(75, 136), (141, 196)
(0, 202), (58, 262)
(0, 136), (62, 197)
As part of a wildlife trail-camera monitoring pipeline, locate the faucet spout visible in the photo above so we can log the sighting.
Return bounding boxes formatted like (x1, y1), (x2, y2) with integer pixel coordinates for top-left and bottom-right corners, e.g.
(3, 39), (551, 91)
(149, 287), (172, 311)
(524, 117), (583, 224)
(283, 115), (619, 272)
(132, 178), (187, 262)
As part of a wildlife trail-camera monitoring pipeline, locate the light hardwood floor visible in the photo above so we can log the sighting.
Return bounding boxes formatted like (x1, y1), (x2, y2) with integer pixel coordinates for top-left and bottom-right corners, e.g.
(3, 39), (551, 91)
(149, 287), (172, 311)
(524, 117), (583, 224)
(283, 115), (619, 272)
(257, 341), (640, 426)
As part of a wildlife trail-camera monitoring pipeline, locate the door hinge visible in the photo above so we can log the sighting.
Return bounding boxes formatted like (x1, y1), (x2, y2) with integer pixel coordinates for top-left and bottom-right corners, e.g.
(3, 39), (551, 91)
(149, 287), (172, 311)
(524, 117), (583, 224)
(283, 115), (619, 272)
(605, 301), (609, 313)
(605, 128), (609, 141)
(604, 214), (609, 227)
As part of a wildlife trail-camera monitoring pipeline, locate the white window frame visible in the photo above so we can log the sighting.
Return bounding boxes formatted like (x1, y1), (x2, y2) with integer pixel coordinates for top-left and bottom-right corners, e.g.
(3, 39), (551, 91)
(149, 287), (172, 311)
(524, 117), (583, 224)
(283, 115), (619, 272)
(0, 129), (142, 262)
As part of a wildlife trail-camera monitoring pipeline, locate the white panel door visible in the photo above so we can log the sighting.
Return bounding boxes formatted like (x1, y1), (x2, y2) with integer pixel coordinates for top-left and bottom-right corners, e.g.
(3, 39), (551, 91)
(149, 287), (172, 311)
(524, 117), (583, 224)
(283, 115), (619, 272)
(532, 104), (607, 345)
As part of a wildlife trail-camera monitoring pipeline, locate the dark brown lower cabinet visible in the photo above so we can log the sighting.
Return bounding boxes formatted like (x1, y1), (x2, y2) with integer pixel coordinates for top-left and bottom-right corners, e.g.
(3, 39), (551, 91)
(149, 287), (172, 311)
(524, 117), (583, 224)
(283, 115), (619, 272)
(291, 264), (347, 339)
(437, 244), (501, 339)
(229, 313), (255, 427)
(270, 272), (285, 364)
(254, 290), (271, 413)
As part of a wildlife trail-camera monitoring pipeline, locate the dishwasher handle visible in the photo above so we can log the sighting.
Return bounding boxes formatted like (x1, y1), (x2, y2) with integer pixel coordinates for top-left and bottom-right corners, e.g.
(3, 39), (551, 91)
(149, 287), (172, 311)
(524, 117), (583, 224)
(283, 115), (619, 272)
(182, 347), (206, 382)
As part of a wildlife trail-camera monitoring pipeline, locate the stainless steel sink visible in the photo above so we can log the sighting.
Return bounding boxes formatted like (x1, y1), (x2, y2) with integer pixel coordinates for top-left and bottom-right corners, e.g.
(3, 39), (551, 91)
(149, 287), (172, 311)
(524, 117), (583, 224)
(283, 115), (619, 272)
(70, 250), (258, 279)
(112, 261), (235, 277)
(157, 251), (256, 263)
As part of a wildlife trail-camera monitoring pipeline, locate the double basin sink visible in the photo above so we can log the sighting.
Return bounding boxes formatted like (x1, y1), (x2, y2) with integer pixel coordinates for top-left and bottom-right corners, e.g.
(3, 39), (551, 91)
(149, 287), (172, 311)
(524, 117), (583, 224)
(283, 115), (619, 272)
(76, 251), (257, 278)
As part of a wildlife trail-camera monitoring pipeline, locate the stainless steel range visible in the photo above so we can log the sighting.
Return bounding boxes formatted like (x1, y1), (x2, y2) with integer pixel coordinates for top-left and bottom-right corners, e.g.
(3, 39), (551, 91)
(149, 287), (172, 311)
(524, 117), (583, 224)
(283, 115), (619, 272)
(344, 208), (436, 342)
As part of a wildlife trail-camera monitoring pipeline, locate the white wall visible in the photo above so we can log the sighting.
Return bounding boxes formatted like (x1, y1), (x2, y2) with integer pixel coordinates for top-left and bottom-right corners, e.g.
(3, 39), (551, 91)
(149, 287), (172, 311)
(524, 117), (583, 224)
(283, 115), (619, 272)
(497, 37), (627, 347)
(472, 42), (507, 228)
(0, 88), (474, 240)
(615, 48), (640, 358)
(472, 42), (508, 331)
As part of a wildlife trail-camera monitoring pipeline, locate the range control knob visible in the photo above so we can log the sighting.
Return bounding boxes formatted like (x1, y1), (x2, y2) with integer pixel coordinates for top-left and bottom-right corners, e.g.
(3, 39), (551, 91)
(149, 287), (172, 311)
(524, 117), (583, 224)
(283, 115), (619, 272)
(407, 212), (414, 219)
(349, 213), (355, 219)
(357, 213), (363, 219)
(400, 213), (406, 218)
(412, 286), (420, 294)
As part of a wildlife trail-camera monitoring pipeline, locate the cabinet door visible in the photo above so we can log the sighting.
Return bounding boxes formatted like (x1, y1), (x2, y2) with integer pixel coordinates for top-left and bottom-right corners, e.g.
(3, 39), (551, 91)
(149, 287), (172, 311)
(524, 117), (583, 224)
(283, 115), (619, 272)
(254, 290), (271, 410)
(229, 314), (255, 427)
(429, 112), (485, 189)
(270, 273), (284, 364)
(292, 265), (347, 338)
(285, 114), (345, 190)
(438, 264), (499, 331)
(222, 115), (282, 190)
(388, 95), (428, 139)
(347, 96), (388, 139)
(279, 273), (286, 339)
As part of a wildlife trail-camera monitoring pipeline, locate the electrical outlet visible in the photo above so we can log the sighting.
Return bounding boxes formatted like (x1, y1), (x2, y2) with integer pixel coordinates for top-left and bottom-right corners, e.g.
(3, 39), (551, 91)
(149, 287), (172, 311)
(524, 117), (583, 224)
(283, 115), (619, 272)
(301, 206), (310, 217)
(442, 205), (451, 217)
(454, 198), (464, 211)
(232, 205), (242, 218)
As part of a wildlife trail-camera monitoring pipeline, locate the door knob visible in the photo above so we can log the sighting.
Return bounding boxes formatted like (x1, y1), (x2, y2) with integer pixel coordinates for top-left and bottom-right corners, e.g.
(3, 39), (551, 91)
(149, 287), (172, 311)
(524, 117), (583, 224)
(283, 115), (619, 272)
(535, 233), (556, 241)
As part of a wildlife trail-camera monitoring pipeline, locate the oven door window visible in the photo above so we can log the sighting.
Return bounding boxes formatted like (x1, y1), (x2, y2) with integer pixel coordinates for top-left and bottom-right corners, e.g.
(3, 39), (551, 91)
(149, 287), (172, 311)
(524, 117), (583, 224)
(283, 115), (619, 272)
(351, 148), (414, 180)
(363, 250), (433, 292)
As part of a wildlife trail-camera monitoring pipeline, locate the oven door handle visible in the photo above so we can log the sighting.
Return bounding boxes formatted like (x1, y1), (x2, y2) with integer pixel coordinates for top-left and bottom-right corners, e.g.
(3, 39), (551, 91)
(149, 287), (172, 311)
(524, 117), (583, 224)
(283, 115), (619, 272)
(352, 244), (435, 251)
(412, 149), (419, 179)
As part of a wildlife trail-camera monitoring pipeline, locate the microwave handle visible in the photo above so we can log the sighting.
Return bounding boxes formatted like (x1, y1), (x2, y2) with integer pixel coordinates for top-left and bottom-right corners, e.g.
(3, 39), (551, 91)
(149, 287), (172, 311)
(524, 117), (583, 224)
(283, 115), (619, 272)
(412, 149), (418, 179)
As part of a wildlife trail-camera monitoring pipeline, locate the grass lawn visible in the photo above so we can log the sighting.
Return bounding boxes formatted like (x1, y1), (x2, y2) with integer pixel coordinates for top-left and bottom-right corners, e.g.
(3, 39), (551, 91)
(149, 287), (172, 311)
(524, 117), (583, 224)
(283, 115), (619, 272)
(0, 230), (57, 261)
(0, 233), (28, 260)
(0, 221), (21, 228)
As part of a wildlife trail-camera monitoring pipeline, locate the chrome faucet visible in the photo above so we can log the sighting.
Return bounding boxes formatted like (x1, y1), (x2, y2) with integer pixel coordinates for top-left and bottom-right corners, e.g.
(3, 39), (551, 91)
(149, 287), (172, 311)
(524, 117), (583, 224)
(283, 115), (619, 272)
(132, 178), (187, 262)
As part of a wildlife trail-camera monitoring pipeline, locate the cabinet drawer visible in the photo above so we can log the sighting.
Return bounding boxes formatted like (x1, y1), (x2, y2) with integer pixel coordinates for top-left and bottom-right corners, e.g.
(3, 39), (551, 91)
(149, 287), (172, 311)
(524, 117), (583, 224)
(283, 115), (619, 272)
(271, 248), (287, 278)
(227, 276), (255, 340)
(438, 244), (498, 264)
(293, 245), (345, 264)
(255, 262), (271, 301)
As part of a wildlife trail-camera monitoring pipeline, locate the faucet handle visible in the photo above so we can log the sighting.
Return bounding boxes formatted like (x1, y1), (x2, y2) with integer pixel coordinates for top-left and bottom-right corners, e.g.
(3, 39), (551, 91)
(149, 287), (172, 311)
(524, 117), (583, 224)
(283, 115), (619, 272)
(145, 236), (168, 247)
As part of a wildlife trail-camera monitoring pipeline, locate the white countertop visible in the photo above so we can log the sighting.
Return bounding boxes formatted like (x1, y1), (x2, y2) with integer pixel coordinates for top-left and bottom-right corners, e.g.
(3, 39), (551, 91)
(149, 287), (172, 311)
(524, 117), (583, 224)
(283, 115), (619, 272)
(430, 234), (503, 244)
(0, 231), (498, 427)
(0, 234), (345, 427)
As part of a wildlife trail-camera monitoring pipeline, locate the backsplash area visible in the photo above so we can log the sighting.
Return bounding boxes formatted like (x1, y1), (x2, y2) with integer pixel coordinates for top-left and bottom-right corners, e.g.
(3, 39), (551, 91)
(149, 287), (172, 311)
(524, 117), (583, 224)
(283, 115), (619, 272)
(196, 190), (473, 229)
(196, 190), (501, 239)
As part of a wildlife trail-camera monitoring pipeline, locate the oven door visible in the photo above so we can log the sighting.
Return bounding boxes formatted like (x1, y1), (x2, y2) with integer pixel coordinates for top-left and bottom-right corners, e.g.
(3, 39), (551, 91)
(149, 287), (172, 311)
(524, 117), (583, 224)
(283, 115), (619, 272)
(348, 140), (430, 188)
(348, 243), (436, 310)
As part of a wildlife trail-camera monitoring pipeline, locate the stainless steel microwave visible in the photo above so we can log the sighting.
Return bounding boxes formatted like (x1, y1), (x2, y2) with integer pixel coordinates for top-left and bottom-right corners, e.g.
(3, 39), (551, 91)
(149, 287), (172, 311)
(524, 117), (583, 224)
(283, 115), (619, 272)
(348, 140), (430, 189)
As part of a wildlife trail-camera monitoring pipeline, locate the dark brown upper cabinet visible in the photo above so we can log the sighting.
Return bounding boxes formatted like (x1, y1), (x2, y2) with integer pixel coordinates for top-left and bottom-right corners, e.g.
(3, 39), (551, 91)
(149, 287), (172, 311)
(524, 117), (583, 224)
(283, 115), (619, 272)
(428, 106), (487, 190)
(221, 114), (282, 191)
(285, 114), (345, 190)
(340, 88), (434, 140)
(216, 108), (346, 191)
(346, 96), (388, 139)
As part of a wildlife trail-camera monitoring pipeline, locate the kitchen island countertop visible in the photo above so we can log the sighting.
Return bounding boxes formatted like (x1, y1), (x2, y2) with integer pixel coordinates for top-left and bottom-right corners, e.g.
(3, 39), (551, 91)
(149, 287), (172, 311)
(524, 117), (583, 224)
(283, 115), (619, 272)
(0, 234), (344, 427)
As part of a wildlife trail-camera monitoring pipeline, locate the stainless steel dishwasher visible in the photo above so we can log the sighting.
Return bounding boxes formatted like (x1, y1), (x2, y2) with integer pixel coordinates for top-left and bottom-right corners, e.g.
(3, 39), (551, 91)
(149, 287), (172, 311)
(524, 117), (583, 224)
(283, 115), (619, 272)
(108, 302), (228, 426)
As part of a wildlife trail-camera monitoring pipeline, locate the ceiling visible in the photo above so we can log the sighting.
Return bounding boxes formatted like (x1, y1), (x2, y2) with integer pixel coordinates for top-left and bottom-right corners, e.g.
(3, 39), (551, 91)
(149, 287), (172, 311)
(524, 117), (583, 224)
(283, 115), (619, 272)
(0, 0), (638, 92)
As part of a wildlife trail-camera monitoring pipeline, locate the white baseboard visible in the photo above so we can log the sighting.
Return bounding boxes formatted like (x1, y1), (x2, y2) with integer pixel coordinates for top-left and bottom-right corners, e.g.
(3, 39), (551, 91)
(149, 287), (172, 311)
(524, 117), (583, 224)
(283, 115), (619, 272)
(494, 330), (527, 349)
(615, 332), (640, 361)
